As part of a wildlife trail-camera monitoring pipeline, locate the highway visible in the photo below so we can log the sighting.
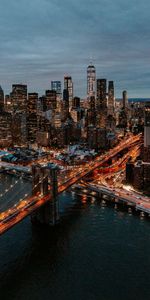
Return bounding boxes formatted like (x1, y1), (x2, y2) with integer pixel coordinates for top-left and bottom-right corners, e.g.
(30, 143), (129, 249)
(73, 140), (150, 215)
(77, 183), (150, 214)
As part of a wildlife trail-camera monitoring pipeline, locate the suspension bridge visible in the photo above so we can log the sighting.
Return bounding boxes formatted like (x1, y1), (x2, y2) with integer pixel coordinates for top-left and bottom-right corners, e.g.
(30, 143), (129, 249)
(0, 134), (142, 235)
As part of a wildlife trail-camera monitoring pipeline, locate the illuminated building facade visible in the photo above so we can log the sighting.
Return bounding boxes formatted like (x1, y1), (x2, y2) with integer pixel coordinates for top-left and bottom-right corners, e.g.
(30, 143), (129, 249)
(144, 102), (150, 165)
(87, 64), (96, 100)
(87, 125), (107, 150)
(45, 90), (57, 110)
(97, 79), (107, 127)
(144, 102), (150, 148)
(10, 84), (27, 145)
(87, 96), (96, 126)
(51, 81), (62, 110)
(27, 93), (38, 143)
(11, 113), (27, 145)
(0, 111), (12, 146)
(107, 81), (115, 117)
(11, 84), (27, 113)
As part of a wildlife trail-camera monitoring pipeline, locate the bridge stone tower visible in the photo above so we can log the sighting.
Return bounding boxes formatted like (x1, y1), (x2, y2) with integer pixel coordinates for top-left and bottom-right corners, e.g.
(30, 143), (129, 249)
(31, 164), (59, 225)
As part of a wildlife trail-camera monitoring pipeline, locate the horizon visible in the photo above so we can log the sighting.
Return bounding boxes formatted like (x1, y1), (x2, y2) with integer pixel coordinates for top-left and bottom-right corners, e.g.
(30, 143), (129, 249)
(2, 80), (150, 99)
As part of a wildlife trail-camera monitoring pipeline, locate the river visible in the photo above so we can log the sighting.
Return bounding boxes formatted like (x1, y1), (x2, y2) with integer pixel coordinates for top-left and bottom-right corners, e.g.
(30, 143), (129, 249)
(0, 175), (150, 300)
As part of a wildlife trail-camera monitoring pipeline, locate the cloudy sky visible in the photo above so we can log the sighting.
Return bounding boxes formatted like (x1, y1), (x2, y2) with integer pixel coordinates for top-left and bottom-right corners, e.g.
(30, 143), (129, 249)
(0, 0), (150, 97)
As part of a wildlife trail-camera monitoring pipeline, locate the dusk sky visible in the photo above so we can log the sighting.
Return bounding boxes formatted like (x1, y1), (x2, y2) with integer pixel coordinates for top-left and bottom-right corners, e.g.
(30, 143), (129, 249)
(0, 0), (150, 97)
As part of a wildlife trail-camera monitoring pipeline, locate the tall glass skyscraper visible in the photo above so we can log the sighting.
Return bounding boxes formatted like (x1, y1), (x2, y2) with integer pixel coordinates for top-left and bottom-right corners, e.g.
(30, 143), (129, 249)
(51, 81), (61, 95)
(87, 64), (96, 99)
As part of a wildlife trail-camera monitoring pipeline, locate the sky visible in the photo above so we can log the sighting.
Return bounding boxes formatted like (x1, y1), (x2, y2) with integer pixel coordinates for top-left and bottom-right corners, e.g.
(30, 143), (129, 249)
(0, 0), (150, 98)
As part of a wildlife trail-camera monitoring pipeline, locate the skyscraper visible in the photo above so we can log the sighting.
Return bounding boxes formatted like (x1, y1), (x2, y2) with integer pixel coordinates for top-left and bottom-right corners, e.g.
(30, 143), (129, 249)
(97, 79), (107, 109)
(62, 89), (69, 120)
(27, 93), (38, 143)
(0, 86), (4, 111)
(51, 81), (62, 111)
(51, 81), (61, 94)
(72, 97), (80, 109)
(10, 84), (27, 145)
(144, 102), (150, 149)
(123, 90), (128, 109)
(0, 111), (12, 146)
(143, 102), (150, 190)
(87, 64), (96, 99)
(45, 90), (57, 110)
(64, 76), (73, 111)
(96, 79), (107, 128)
(11, 84), (27, 113)
(107, 81), (115, 116)
(87, 96), (96, 126)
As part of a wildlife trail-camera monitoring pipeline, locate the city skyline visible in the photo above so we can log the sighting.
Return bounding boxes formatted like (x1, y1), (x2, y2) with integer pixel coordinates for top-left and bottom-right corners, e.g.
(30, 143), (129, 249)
(0, 0), (150, 97)
(0, 1), (150, 299)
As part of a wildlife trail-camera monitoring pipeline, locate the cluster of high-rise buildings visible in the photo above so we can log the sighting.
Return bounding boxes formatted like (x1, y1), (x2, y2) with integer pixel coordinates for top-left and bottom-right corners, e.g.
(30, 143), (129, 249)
(0, 62), (149, 192)
(0, 63), (117, 149)
(0, 63), (147, 152)
(126, 101), (150, 193)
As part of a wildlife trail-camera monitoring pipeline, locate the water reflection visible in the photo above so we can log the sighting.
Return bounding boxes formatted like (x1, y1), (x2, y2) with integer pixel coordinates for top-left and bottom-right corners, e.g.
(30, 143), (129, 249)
(0, 177), (150, 300)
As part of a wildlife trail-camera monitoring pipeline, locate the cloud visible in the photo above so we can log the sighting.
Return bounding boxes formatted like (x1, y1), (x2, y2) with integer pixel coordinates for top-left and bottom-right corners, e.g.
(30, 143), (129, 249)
(0, 0), (150, 97)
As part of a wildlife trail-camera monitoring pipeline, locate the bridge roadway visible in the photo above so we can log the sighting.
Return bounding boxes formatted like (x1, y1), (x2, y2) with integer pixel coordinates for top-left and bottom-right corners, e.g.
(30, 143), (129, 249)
(0, 134), (141, 235)
(92, 143), (141, 187)
(73, 183), (150, 215)
(0, 161), (30, 174)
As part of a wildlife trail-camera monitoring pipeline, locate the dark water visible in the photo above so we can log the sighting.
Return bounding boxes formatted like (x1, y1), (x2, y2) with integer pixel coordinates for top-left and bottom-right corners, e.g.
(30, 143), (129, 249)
(0, 174), (31, 212)
(0, 177), (150, 300)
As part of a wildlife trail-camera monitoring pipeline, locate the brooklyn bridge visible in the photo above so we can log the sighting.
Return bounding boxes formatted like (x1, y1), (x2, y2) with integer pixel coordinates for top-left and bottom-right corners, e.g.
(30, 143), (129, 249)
(0, 134), (145, 235)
